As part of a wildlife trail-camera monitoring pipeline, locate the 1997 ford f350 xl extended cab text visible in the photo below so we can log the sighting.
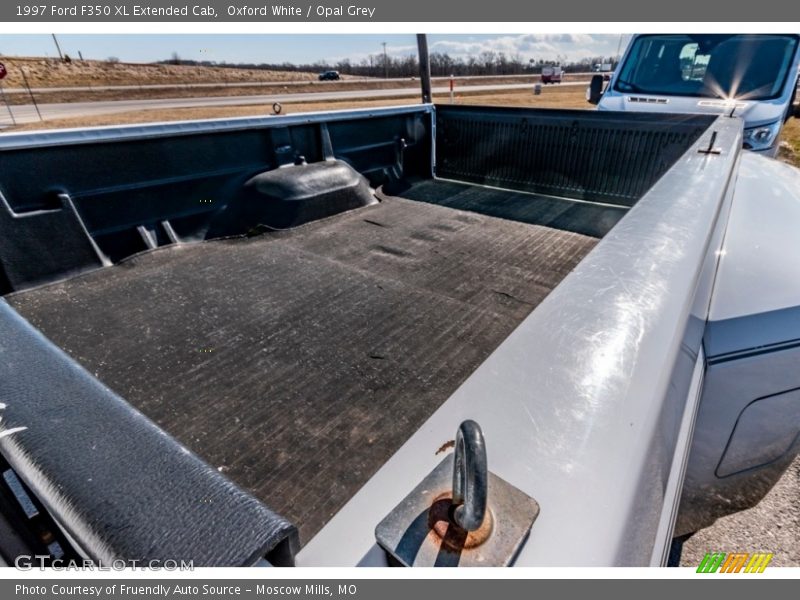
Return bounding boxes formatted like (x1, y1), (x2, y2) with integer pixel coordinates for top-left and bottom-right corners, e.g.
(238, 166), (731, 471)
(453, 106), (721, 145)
(1, 93), (799, 567)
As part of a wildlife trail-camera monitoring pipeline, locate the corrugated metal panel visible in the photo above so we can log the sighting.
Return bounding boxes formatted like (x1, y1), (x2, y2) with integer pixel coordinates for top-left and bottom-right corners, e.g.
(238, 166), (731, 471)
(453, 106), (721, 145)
(435, 106), (712, 206)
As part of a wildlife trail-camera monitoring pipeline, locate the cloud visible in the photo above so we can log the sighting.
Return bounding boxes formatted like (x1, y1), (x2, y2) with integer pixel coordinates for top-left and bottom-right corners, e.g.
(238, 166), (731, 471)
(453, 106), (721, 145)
(427, 34), (626, 62)
(327, 34), (628, 65)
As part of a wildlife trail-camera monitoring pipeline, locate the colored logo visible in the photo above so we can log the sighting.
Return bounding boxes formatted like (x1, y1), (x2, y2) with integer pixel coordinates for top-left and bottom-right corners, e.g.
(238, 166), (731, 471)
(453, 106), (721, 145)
(697, 552), (773, 573)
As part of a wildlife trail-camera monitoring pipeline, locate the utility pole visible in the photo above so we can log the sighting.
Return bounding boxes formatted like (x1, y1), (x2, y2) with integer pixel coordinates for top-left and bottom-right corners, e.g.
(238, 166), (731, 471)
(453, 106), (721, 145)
(382, 42), (388, 79)
(20, 69), (43, 122)
(416, 35), (431, 104)
(52, 34), (64, 61)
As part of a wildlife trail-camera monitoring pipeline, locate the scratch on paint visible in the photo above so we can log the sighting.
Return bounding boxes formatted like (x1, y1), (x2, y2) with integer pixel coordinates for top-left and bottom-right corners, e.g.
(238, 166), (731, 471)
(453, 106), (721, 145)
(521, 402), (540, 435)
(435, 440), (455, 455)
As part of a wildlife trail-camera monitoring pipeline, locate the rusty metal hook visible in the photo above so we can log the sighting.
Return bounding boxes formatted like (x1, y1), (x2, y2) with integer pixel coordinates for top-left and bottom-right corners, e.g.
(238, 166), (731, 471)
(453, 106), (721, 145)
(451, 420), (488, 532)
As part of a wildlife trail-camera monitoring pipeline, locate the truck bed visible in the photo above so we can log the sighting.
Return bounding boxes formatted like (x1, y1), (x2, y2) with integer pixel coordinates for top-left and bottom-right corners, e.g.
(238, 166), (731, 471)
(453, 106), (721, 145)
(0, 105), (721, 563)
(8, 186), (597, 544)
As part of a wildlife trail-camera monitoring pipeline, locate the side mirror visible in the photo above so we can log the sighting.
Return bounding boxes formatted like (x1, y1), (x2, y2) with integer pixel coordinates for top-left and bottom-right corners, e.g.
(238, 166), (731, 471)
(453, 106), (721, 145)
(588, 75), (604, 105)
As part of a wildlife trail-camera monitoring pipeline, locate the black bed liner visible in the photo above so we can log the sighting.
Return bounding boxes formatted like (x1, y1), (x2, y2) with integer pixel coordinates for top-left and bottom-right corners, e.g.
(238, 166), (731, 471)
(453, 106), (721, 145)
(387, 179), (627, 238)
(8, 186), (597, 544)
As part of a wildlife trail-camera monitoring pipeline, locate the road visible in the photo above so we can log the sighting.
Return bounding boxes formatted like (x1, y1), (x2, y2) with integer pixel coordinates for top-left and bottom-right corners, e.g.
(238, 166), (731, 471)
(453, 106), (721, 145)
(0, 73), (594, 94)
(680, 454), (800, 567)
(0, 81), (588, 125)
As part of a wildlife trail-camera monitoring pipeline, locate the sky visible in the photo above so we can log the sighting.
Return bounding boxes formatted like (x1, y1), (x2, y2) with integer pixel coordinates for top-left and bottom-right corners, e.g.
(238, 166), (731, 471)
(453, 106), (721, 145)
(0, 34), (627, 65)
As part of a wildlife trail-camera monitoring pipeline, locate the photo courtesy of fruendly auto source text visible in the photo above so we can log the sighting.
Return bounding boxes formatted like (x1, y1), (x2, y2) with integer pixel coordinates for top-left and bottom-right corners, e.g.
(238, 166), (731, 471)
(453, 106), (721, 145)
(0, 0), (799, 596)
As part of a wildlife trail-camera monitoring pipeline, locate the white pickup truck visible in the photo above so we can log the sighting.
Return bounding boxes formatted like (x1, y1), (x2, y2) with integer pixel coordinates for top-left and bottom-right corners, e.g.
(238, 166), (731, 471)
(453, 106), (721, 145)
(1, 42), (800, 568)
(589, 34), (800, 155)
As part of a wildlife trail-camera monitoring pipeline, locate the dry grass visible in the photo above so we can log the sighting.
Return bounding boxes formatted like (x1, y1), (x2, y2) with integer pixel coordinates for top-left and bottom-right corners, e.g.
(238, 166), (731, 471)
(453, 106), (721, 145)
(0, 56), (588, 106)
(0, 81), (389, 106)
(777, 117), (800, 167)
(449, 85), (590, 110)
(0, 77), (535, 106)
(4, 87), (590, 132)
(0, 72), (581, 107)
(0, 56), (589, 91)
(0, 56), (329, 88)
(3, 98), (417, 131)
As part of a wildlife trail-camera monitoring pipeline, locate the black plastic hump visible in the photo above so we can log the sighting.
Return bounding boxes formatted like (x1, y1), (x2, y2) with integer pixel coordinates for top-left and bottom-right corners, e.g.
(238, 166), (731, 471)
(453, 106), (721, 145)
(242, 159), (376, 229)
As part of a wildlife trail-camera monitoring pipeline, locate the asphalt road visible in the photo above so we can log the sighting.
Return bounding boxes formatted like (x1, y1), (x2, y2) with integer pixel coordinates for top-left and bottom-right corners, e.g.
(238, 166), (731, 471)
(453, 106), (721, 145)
(0, 73), (594, 94)
(0, 81), (588, 125)
(680, 454), (800, 567)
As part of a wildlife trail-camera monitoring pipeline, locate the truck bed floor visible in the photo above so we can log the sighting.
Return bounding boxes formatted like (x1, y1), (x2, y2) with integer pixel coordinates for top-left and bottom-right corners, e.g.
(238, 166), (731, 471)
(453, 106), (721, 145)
(386, 179), (627, 238)
(8, 189), (598, 544)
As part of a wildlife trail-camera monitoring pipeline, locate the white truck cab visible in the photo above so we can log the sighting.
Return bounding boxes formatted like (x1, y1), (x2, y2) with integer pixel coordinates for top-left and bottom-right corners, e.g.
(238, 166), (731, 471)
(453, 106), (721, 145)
(589, 34), (800, 155)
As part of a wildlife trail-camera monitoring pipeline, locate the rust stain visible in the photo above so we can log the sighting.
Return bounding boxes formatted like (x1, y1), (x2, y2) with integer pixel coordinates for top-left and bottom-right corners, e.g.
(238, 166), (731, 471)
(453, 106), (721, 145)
(427, 492), (493, 550)
(436, 439), (455, 455)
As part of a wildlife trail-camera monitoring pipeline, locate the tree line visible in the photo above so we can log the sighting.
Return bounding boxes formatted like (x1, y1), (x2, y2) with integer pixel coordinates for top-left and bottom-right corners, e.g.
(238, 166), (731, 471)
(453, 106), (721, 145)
(161, 51), (618, 77)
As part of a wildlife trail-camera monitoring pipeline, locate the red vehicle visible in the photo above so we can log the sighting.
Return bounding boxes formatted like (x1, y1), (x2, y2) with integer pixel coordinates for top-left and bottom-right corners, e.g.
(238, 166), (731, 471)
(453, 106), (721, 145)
(540, 66), (563, 84)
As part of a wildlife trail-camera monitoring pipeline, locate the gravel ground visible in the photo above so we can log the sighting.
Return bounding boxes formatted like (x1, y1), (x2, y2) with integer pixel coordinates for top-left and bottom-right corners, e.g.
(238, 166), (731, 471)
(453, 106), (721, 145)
(680, 454), (800, 567)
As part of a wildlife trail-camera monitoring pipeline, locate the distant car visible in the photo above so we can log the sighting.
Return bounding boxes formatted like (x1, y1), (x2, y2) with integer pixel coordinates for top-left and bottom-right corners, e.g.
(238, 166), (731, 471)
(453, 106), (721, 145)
(318, 70), (340, 81)
(540, 66), (563, 84)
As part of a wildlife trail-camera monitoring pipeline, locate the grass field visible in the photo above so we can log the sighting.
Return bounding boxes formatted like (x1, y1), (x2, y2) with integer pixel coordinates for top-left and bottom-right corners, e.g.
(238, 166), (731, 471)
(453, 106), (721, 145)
(1, 56), (581, 90)
(3, 86), (588, 130)
(0, 56), (329, 88)
(0, 77), (539, 106)
(0, 56), (589, 106)
(778, 118), (800, 166)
